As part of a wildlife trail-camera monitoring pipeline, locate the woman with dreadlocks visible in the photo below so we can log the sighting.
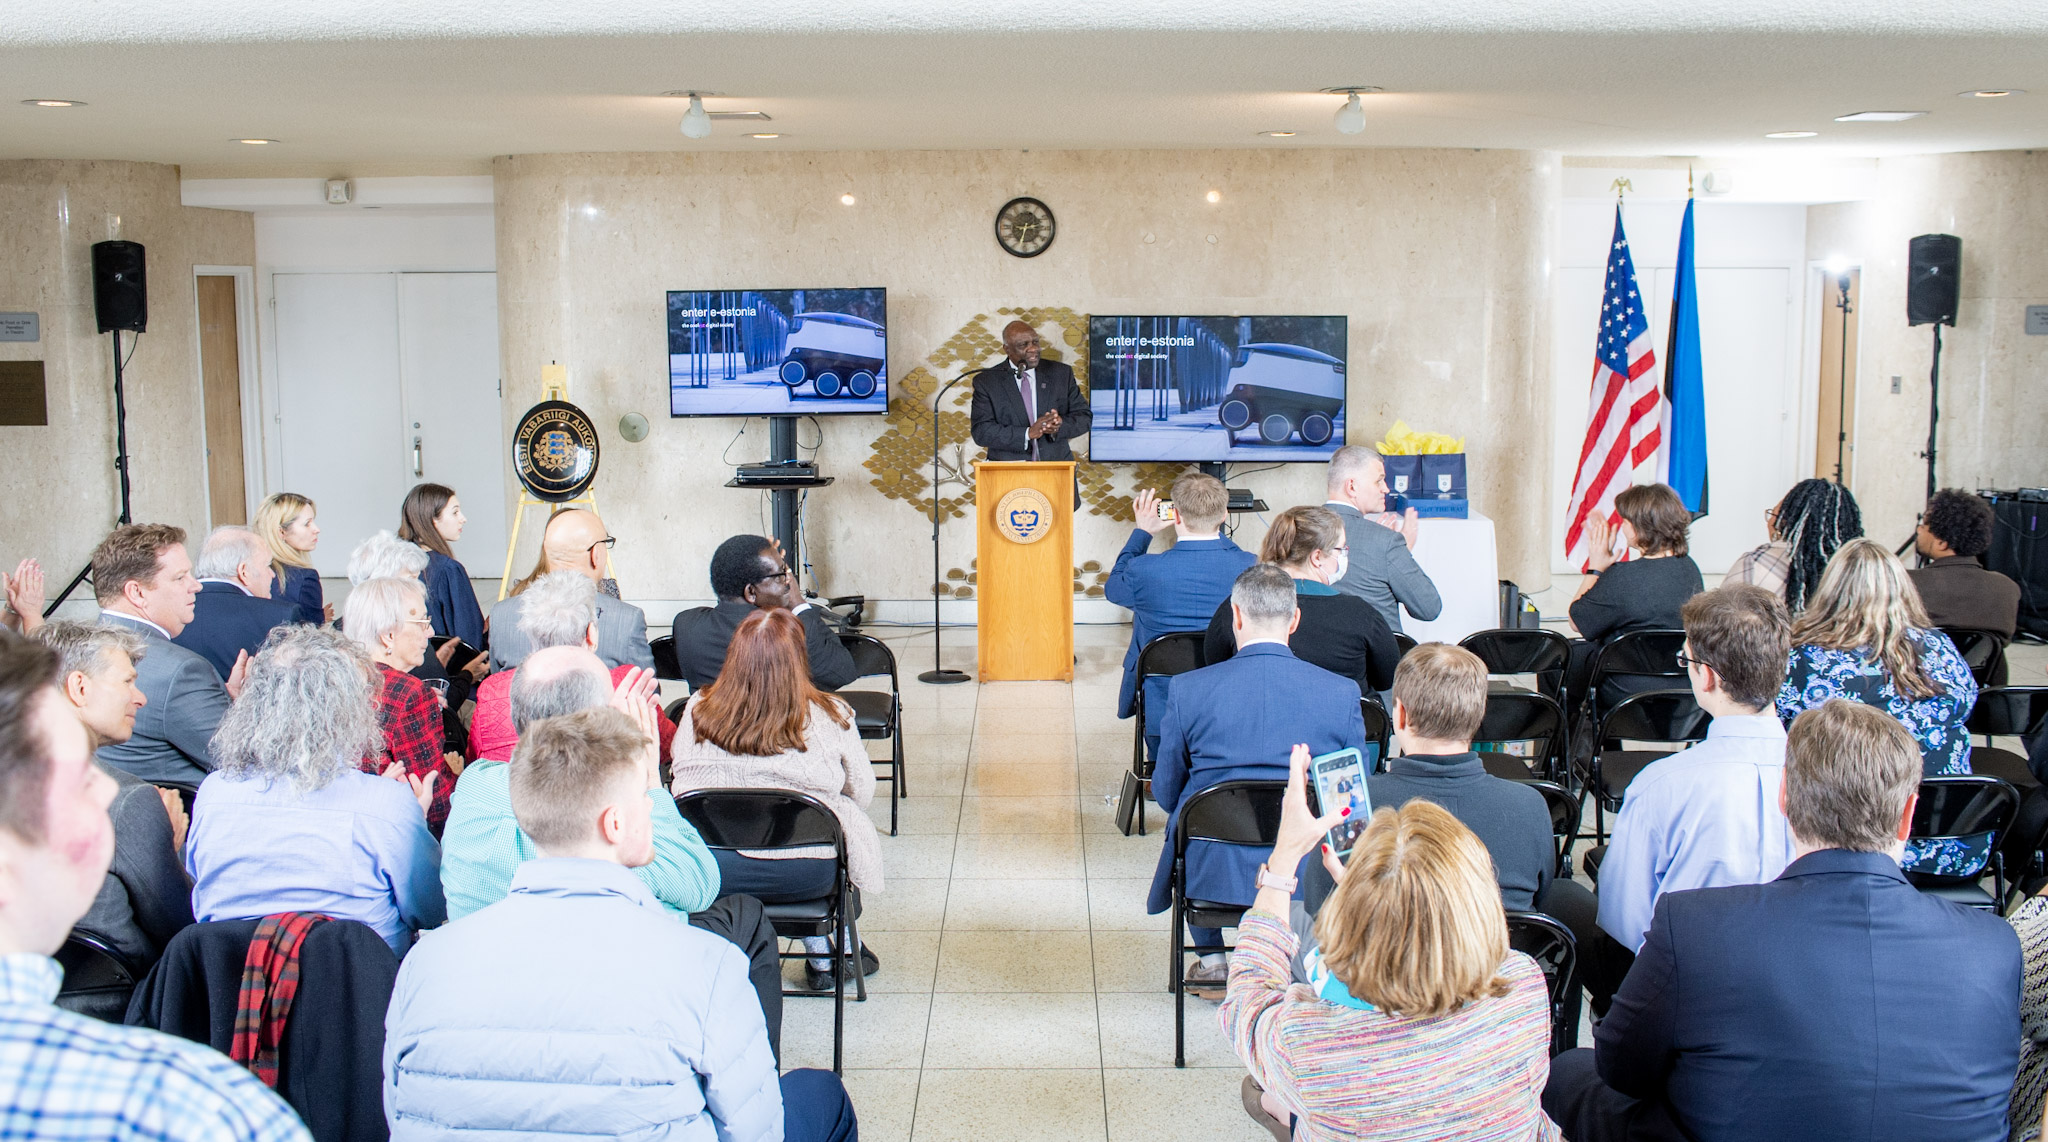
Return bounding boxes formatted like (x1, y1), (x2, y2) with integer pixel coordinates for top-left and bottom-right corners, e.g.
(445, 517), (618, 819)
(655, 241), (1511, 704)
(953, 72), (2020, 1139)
(1727, 478), (1863, 612)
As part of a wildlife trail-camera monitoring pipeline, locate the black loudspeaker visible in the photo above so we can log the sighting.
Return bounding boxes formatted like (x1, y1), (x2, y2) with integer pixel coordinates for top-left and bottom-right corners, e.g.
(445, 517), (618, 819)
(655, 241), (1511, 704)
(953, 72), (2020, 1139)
(1981, 491), (2048, 640)
(1907, 233), (1960, 327)
(91, 241), (147, 334)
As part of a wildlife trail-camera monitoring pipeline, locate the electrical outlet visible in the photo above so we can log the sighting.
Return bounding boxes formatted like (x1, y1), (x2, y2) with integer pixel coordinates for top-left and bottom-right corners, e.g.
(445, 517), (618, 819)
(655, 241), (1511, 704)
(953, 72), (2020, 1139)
(1891, 375), (1902, 393)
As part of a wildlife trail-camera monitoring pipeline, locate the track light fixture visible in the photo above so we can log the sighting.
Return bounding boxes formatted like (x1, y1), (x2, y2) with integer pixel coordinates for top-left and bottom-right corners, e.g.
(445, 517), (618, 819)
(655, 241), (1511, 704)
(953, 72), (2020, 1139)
(1320, 86), (1381, 135)
(679, 94), (712, 139)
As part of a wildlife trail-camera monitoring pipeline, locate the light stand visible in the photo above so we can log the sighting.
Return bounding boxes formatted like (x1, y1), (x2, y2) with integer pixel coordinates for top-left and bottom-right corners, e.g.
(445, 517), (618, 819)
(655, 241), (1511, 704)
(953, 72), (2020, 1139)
(45, 330), (134, 615)
(1830, 271), (1852, 483)
(918, 370), (976, 684)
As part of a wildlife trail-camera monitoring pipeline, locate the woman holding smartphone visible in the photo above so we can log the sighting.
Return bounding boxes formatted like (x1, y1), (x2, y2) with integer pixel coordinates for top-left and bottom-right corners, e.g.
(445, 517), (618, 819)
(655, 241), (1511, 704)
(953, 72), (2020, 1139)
(398, 482), (487, 681)
(1221, 745), (1561, 1141)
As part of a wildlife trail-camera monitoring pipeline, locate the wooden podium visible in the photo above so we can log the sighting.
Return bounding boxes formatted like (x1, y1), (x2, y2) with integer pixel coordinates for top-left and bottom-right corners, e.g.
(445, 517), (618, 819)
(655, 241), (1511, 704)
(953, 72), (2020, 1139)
(975, 461), (1074, 682)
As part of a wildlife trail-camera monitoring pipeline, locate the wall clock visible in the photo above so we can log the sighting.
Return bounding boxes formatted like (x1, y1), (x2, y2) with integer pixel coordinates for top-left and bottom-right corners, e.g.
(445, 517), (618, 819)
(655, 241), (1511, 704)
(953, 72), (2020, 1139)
(995, 197), (1056, 258)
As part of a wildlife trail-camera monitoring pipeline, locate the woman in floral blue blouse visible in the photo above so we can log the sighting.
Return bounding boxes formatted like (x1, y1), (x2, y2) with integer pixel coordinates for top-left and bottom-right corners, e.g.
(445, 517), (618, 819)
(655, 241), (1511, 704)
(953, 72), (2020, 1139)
(1777, 538), (1979, 873)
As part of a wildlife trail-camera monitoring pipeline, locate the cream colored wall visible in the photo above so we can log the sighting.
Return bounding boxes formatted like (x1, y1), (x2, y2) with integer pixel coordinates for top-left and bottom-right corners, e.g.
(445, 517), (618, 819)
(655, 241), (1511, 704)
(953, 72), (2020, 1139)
(494, 148), (1560, 610)
(0, 160), (255, 590)
(1808, 151), (2048, 543)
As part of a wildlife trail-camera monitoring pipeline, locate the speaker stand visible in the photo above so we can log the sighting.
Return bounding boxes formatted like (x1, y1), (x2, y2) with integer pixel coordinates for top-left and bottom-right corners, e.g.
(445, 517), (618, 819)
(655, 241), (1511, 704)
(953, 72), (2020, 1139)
(46, 330), (134, 615)
(1896, 323), (1948, 559)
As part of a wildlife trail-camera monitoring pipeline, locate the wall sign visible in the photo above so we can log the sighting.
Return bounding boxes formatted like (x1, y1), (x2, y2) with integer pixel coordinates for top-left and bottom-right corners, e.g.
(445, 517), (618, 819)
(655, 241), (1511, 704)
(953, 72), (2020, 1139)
(0, 361), (48, 425)
(2027, 306), (2048, 335)
(0, 314), (38, 342)
(511, 399), (600, 501)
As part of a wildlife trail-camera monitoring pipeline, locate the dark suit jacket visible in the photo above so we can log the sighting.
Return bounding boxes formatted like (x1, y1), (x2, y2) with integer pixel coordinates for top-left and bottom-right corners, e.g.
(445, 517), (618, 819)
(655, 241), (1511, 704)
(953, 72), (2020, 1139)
(1596, 849), (2020, 1142)
(271, 563), (324, 626)
(1102, 529), (1255, 723)
(72, 764), (194, 975)
(1204, 581), (1401, 695)
(1911, 556), (2021, 640)
(670, 599), (859, 692)
(172, 581), (297, 682)
(969, 358), (1091, 461)
(95, 612), (231, 788)
(1146, 643), (1364, 914)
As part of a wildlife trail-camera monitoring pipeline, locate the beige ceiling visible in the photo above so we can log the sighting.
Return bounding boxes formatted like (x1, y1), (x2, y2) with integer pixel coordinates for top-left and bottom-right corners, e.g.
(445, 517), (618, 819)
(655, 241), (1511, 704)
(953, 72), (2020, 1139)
(4, 0), (2046, 169)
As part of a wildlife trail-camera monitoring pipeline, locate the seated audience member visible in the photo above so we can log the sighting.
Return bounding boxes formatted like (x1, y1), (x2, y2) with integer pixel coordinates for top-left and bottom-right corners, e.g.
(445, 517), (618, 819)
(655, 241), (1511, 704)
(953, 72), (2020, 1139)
(1566, 483), (1705, 711)
(1725, 477), (1862, 610)
(439, 651), (784, 1053)
(4, 557), (45, 633)
(1204, 506), (1400, 697)
(384, 708), (856, 1142)
(1586, 585), (1795, 1008)
(34, 621), (194, 976)
(344, 530), (463, 742)
(91, 524), (243, 788)
(252, 492), (329, 625)
(672, 534), (858, 693)
(172, 526), (299, 684)
(1105, 474), (1255, 761)
(185, 627), (445, 957)
(396, 482), (487, 676)
(1544, 700), (2021, 1142)
(1323, 444), (1442, 634)
(1911, 488), (2021, 641)
(346, 529), (430, 586)
(672, 608), (882, 992)
(1152, 563), (1367, 995)
(343, 577), (460, 835)
(468, 571), (675, 764)
(1777, 538), (1978, 874)
(0, 632), (310, 1140)
(490, 508), (653, 672)
(1224, 755), (1561, 1142)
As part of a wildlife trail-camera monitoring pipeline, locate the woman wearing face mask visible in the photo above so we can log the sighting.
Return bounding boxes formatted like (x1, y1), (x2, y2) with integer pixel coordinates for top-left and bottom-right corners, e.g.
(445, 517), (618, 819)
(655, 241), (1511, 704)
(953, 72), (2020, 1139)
(1204, 505), (1401, 696)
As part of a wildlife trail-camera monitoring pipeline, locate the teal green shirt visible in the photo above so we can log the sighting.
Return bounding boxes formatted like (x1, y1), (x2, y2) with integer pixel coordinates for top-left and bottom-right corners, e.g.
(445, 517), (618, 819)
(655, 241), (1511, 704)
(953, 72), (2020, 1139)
(438, 761), (721, 921)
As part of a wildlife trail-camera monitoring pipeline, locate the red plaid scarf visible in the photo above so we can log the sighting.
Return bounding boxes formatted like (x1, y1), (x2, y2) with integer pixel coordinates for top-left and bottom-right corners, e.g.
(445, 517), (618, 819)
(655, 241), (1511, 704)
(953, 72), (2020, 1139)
(230, 913), (329, 1087)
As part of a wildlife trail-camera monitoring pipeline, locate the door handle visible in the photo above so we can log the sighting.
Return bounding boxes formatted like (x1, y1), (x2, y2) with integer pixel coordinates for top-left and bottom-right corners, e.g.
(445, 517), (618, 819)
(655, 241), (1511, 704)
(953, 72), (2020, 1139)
(412, 435), (423, 477)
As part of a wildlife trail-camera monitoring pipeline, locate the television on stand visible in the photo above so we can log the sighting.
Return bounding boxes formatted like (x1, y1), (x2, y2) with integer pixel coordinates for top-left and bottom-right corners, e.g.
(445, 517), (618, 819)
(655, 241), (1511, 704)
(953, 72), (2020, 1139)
(1086, 315), (1348, 462)
(668, 288), (888, 417)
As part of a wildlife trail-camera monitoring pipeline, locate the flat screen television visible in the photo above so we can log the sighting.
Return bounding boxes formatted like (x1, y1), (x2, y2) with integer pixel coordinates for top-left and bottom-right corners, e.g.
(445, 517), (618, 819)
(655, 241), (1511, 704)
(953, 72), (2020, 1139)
(668, 288), (888, 417)
(1086, 315), (1348, 461)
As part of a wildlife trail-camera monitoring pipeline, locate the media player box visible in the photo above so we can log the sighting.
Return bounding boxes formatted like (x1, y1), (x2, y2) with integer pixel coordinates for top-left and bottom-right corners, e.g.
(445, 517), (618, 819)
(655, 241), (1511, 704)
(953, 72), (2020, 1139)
(1390, 494), (1469, 520)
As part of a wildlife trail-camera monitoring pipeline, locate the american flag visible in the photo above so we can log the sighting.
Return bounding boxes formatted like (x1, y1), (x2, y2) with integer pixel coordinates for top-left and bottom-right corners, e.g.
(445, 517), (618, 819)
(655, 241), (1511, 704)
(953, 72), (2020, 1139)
(1565, 207), (1662, 568)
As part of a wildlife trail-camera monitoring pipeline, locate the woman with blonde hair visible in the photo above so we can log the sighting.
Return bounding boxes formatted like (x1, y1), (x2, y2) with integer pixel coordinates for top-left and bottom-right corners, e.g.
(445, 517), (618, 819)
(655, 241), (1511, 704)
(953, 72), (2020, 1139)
(252, 491), (328, 624)
(1204, 505), (1400, 694)
(1222, 746), (1560, 1141)
(1777, 537), (1978, 871)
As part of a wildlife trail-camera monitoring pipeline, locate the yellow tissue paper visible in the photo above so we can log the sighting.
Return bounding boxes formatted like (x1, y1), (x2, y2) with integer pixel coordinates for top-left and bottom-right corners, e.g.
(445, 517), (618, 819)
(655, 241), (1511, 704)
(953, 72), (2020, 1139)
(1373, 420), (1465, 455)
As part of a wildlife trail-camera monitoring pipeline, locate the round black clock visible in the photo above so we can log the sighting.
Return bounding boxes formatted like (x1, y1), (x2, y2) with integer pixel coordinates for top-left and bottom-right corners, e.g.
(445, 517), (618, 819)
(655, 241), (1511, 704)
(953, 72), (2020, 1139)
(995, 197), (1056, 258)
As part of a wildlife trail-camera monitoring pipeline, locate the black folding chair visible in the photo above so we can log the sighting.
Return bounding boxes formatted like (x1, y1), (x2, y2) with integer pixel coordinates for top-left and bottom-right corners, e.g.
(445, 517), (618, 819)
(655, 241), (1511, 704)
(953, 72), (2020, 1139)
(1942, 627), (2010, 688)
(1361, 696), (1393, 768)
(1461, 628), (1571, 705)
(1511, 779), (1581, 879)
(2002, 787), (2048, 908)
(1966, 686), (2048, 789)
(1169, 779), (1286, 1068)
(650, 634), (683, 681)
(53, 932), (140, 1024)
(1576, 689), (1709, 846)
(1505, 911), (1578, 1057)
(673, 789), (863, 1074)
(1119, 632), (1206, 837)
(1393, 632), (1419, 660)
(1580, 629), (1687, 728)
(1906, 775), (2021, 913)
(838, 633), (905, 836)
(1475, 691), (1570, 784)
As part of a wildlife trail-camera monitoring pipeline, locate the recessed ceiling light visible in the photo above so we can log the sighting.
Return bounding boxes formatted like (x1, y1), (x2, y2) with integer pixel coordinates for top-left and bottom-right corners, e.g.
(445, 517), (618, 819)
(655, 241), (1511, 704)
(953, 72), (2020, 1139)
(840, 194), (856, 206)
(22, 98), (83, 108)
(1765, 131), (1818, 139)
(1206, 190), (1222, 203)
(1257, 130), (1296, 138)
(1960, 89), (2022, 98)
(1833, 111), (1926, 122)
(233, 138), (278, 145)
(749, 133), (780, 139)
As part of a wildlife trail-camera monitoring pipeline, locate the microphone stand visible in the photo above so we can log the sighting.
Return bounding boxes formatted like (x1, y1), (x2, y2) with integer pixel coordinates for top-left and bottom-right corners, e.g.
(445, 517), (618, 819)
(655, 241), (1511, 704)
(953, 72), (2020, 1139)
(918, 369), (977, 684)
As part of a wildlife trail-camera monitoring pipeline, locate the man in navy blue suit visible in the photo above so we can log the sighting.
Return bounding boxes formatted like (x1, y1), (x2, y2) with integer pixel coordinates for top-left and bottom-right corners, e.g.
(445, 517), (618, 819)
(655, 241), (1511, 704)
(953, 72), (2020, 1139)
(1147, 562), (1365, 996)
(1544, 699), (2021, 1142)
(1104, 473), (1255, 763)
(171, 526), (299, 682)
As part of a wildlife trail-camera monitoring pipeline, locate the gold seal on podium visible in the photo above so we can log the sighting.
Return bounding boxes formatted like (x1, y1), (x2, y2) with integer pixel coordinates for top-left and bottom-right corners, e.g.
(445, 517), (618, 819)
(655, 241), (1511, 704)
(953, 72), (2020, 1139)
(992, 487), (1055, 545)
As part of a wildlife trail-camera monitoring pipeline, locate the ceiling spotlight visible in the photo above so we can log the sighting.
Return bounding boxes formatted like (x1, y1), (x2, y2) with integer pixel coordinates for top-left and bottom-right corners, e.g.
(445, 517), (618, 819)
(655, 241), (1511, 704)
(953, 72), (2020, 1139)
(1960, 89), (2021, 98)
(1206, 190), (1222, 203)
(22, 99), (83, 108)
(748, 133), (780, 139)
(679, 93), (712, 139)
(1765, 131), (1818, 138)
(840, 194), (856, 206)
(1257, 130), (1296, 138)
(233, 138), (277, 145)
(1833, 110), (1926, 122)
(1335, 93), (1365, 135)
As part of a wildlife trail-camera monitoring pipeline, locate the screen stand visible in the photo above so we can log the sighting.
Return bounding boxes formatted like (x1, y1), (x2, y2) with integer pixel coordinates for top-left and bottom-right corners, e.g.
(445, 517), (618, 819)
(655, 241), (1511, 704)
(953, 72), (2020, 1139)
(768, 415), (800, 557)
(1197, 462), (1225, 480)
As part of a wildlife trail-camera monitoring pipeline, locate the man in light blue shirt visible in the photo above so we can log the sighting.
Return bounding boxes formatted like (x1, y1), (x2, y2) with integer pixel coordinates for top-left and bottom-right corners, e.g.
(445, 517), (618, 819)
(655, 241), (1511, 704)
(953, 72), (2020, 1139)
(385, 707), (856, 1142)
(1592, 585), (1796, 997)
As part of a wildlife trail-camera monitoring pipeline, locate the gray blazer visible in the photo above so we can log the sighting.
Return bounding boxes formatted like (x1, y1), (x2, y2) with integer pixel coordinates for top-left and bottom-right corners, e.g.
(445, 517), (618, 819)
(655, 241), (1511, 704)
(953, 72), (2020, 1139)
(1326, 501), (1442, 634)
(94, 612), (230, 788)
(487, 590), (655, 673)
(73, 764), (194, 973)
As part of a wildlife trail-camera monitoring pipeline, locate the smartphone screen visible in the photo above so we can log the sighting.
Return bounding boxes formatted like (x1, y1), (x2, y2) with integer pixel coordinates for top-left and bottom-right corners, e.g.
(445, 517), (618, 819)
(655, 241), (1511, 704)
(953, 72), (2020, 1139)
(1309, 746), (1375, 860)
(1157, 499), (1177, 523)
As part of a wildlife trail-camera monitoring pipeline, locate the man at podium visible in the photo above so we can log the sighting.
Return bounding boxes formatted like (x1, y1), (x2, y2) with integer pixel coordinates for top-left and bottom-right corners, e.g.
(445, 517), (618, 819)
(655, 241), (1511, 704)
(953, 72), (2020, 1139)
(971, 321), (1090, 460)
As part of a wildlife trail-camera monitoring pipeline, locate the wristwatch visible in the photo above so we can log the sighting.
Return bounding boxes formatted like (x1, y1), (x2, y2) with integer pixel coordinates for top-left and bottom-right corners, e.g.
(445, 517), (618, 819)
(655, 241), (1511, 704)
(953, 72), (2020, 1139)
(1255, 863), (1298, 894)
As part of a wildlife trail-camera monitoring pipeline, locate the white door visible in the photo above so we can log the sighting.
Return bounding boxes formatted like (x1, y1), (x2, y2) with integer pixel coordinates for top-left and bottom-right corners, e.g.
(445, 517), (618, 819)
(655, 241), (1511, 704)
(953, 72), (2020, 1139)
(271, 271), (505, 581)
(399, 273), (507, 579)
(274, 273), (407, 577)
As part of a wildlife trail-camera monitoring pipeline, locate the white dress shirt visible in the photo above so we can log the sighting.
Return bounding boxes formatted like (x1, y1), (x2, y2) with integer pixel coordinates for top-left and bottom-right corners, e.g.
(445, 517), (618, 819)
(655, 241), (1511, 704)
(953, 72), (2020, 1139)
(1596, 712), (1795, 952)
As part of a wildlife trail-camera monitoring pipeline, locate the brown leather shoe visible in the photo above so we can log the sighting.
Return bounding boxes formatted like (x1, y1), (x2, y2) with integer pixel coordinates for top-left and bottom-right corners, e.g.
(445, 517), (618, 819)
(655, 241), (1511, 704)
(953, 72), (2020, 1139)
(1241, 1076), (1291, 1142)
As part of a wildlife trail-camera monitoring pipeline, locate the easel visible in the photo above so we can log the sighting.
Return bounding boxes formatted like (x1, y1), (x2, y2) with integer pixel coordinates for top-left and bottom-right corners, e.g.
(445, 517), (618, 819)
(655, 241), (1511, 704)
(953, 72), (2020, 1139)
(498, 364), (609, 601)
